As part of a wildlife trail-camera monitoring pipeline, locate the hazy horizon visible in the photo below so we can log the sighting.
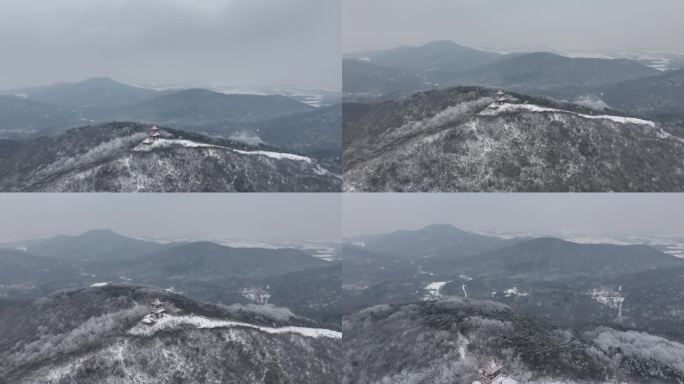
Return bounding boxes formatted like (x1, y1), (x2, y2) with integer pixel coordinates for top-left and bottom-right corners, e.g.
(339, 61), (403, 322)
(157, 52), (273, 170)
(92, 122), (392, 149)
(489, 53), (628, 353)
(343, 0), (684, 55)
(343, 194), (684, 238)
(0, 0), (341, 91)
(0, 194), (342, 243)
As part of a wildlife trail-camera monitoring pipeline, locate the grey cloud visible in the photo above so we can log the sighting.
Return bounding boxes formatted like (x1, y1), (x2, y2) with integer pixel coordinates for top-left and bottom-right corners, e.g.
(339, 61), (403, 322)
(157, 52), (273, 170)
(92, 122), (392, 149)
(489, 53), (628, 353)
(343, 0), (684, 54)
(343, 194), (684, 237)
(0, 0), (340, 90)
(0, 194), (341, 242)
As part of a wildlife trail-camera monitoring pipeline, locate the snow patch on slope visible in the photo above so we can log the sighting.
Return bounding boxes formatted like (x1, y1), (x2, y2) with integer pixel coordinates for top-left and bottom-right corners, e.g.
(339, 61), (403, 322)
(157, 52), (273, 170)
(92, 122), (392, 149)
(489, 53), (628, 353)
(424, 281), (451, 300)
(480, 102), (656, 127)
(128, 315), (341, 339)
(132, 138), (216, 151)
(232, 149), (312, 162)
(133, 138), (317, 164)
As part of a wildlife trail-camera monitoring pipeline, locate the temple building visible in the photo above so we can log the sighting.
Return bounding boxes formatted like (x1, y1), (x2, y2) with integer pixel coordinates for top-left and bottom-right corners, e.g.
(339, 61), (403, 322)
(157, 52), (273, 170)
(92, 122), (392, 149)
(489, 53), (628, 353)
(141, 298), (167, 325)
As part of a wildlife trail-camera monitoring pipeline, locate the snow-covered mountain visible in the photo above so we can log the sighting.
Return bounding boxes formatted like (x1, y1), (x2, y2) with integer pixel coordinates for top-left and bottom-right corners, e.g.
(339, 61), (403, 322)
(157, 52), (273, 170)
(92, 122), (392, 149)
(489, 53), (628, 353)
(0, 285), (341, 384)
(0, 122), (340, 192)
(344, 299), (684, 384)
(343, 87), (684, 192)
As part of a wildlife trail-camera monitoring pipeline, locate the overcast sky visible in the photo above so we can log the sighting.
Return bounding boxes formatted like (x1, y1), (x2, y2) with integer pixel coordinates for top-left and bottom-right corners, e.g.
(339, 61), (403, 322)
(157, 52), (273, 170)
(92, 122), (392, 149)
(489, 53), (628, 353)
(343, 194), (684, 237)
(0, 0), (341, 90)
(343, 0), (684, 54)
(0, 194), (341, 243)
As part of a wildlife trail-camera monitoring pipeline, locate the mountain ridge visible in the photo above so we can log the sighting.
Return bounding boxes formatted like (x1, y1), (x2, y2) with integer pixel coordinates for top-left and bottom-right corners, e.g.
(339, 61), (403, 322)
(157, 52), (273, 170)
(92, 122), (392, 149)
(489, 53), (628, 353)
(0, 122), (341, 192)
(343, 86), (684, 192)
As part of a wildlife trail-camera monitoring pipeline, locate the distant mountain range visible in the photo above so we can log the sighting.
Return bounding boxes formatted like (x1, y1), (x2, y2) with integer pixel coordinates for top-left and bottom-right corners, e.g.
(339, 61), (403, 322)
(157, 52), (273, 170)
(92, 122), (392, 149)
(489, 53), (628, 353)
(0, 78), (341, 167)
(356, 40), (504, 73)
(343, 224), (684, 334)
(0, 285), (341, 384)
(8, 77), (160, 108)
(0, 229), (341, 327)
(343, 41), (684, 135)
(343, 86), (684, 192)
(0, 122), (340, 192)
(344, 41), (659, 98)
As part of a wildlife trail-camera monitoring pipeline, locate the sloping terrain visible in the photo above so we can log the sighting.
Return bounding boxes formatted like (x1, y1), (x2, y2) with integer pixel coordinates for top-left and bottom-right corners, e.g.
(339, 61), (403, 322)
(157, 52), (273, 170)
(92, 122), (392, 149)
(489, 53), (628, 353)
(343, 87), (684, 192)
(0, 122), (340, 192)
(0, 285), (341, 384)
(343, 299), (684, 384)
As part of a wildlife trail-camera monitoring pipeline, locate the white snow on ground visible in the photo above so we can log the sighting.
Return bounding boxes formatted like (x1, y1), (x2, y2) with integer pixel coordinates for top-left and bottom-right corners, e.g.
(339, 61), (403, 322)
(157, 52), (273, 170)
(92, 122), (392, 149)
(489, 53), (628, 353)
(132, 138), (216, 151)
(503, 287), (528, 297)
(232, 149), (312, 162)
(90, 282), (109, 288)
(425, 282), (448, 291)
(132, 138), (319, 165)
(587, 287), (624, 309)
(128, 315), (342, 339)
(480, 102), (656, 127)
(424, 281), (451, 300)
